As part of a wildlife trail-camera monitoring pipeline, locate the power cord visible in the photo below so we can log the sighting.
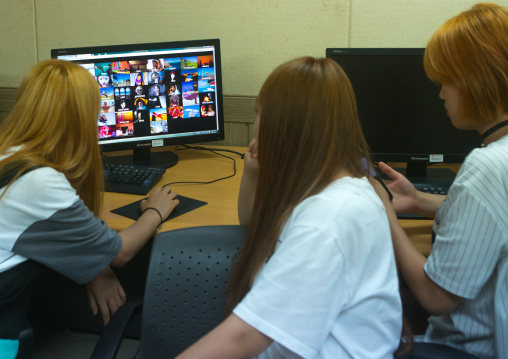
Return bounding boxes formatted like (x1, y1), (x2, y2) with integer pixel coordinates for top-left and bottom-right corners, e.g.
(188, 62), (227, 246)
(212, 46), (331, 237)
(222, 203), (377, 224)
(178, 144), (245, 158)
(162, 144), (244, 187)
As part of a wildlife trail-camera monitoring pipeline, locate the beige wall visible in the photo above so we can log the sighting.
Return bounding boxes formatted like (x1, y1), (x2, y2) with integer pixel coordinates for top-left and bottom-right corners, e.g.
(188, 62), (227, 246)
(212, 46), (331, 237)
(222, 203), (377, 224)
(1, 0), (37, 86)
(349, 0), (483, 47)
(1, 0), (506, 145)
(2, 0), (497, 94)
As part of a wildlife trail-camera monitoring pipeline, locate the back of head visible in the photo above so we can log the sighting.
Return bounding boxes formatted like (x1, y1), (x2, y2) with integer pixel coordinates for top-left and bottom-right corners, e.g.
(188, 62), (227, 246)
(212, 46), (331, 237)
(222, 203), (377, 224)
(256, 57), (369, 199)
(0, 59), (103, 213)
(424, 2), (508, 123)
(227, 57), (370, 311)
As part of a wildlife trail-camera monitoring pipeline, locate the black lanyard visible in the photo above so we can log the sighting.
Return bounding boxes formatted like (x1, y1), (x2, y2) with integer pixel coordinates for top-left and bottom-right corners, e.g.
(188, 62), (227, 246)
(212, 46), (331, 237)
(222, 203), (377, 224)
(480, 119), (508, 146)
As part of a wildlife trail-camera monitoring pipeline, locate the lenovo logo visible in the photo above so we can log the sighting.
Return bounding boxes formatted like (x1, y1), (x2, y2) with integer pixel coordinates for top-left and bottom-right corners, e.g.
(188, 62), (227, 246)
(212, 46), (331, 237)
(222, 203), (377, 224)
(136, 143), (152, 147)
(410, 156), (429, 161)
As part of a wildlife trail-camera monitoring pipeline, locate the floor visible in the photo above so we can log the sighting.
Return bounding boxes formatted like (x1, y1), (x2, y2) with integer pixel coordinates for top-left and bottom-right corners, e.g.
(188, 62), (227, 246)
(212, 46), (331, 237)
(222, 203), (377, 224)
(32, 328), (139, 359)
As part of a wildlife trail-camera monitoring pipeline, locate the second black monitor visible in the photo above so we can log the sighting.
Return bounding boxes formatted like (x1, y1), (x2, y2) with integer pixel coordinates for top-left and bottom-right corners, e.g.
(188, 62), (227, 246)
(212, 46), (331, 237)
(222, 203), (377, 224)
(326, 48), (481, 183)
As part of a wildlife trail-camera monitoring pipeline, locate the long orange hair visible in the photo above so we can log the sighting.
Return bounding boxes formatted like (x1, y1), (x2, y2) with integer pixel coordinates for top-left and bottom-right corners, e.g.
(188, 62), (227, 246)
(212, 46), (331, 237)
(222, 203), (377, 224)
(424, 2), (508, 124)
(0, 60), (104, 214)
(226, 57), (371, 312)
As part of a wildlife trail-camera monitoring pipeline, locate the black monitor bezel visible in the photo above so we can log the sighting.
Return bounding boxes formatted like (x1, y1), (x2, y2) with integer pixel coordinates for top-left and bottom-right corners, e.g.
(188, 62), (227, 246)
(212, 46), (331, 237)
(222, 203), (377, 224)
(51, 38), (225, 154)
(326, 47), (481, 167)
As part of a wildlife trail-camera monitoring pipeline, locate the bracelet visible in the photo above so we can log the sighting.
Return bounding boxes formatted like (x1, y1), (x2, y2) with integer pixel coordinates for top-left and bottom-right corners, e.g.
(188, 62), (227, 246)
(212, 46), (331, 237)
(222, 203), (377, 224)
(142, 207), (163, 233)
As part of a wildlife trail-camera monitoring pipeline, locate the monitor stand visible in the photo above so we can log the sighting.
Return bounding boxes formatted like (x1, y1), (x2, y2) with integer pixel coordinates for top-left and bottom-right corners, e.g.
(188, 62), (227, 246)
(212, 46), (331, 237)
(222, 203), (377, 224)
(394, 161), (456, 187)
(104, 147), (179, 169)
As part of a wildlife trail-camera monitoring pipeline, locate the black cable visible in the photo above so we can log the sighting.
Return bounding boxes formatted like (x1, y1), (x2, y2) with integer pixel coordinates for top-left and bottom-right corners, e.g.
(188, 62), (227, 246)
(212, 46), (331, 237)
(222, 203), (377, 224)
(176, 144), (245, 158)
(162, 144), (243, 187)
(480, 118), (508, 146)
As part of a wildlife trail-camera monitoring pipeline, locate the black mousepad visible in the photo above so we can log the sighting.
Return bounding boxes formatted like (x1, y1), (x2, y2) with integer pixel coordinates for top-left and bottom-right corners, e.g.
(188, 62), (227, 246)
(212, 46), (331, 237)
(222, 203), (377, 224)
(111, 195), (207, 222)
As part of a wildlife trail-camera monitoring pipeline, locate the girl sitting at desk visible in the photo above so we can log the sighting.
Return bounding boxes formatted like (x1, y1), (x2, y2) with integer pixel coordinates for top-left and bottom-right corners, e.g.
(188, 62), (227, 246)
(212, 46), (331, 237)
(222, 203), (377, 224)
(0, 59), (179, 358)
(176, 57), (403, 358)
(373, 3), (508, 358)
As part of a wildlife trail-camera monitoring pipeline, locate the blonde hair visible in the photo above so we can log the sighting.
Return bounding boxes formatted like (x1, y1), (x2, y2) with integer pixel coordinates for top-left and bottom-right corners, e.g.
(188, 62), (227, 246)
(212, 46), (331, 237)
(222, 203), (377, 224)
(226, 57), (371, 312)
(424, 2), (508, 124)
(0, 59), (103, 214)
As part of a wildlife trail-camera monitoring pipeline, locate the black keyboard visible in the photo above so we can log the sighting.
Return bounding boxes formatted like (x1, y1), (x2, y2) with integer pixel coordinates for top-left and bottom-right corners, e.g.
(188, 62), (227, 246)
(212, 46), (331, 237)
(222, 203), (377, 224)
(397, 184), (450, 219)
(103, 164), (166, 195)
(414, 184), (450, 195)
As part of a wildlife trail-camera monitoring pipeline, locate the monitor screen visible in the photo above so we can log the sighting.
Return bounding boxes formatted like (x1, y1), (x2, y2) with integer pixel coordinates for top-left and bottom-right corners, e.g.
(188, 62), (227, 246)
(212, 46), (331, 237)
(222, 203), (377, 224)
(52, 39), (224, 168)
(326, 48), (482, 184)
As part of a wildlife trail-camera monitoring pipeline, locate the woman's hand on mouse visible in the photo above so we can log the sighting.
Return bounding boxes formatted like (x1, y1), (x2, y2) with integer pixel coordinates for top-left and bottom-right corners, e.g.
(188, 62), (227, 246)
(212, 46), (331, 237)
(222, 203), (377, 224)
(141, 185), (180, 221)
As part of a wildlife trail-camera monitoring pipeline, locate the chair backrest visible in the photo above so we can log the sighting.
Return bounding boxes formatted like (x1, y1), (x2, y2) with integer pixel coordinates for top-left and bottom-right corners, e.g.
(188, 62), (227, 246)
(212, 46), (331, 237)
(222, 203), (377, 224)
(139, 225), (247, 358)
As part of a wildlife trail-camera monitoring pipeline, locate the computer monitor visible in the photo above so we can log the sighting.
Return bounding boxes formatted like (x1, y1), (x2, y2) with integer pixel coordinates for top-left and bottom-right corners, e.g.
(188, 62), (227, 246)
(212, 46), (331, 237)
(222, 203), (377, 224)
(52, 39), (225, 168)
(326, 48), (482, 185)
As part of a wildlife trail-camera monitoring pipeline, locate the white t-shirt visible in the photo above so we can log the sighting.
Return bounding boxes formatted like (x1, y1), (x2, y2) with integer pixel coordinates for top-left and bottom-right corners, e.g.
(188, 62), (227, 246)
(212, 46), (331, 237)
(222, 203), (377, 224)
(234, 177), (402, 359)
(0, 165), (121, 284)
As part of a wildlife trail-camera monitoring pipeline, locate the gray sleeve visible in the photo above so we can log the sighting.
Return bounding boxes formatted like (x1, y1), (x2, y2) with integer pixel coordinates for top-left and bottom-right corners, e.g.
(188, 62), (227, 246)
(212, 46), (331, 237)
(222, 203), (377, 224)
(12, 199), (122, 284)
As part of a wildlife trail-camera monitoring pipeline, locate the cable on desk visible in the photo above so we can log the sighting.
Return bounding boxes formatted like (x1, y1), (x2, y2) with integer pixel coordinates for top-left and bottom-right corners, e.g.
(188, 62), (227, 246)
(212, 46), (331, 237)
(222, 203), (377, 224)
(177, 144), (245, 158)
(162, 144), (243, 187)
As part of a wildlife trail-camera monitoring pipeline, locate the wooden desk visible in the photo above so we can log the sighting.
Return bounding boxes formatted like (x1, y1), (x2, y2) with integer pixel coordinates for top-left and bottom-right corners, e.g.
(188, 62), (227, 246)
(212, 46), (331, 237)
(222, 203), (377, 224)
(100, 146), (434, 255)
(101, 145), (244, 232)
(401, 220), (433, 256)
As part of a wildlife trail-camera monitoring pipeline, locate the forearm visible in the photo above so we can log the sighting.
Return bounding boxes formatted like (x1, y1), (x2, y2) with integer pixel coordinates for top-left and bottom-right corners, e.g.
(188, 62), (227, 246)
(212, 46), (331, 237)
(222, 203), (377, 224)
(387, 209), (460, 315)
(111, 210), (161, 266)
(413, 191), (445, 218)
(176, 314), (272, 359)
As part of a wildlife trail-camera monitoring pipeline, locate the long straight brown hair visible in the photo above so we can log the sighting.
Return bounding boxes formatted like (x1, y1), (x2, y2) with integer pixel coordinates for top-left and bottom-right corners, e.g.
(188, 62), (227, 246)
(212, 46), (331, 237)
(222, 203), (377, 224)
(226, 57), (372, 312)
(0, 60), (104, 214)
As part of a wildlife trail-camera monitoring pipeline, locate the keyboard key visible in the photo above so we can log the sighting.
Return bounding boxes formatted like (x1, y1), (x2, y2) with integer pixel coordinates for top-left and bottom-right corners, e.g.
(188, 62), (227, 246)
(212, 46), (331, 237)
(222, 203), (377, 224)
(103, 164), (165, 195)
(414, 184), (450, 195)
(397, 184), (450, 219)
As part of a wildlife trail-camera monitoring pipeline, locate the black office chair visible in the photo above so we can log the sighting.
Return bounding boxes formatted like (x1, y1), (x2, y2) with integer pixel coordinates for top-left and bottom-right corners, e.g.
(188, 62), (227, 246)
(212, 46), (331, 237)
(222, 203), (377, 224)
(16, 320), (35, 359)
(90, 225), (247, 359)
(395, 342), (481, 359)
(396, 278), (481, 359)
(0, 260), (47, 359)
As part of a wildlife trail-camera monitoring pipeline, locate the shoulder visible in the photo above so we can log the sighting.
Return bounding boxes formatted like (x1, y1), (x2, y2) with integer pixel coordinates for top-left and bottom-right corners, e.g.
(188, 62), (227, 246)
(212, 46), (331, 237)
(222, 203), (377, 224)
(2, 166), (78, 212)
(452, 137), (508, 203)
(283, 177), (388, 245)
(460, 137), (508, 178)
(434, 138), (508, 249)
(290, 177), (385, 227)
(19, 166), (74, 193)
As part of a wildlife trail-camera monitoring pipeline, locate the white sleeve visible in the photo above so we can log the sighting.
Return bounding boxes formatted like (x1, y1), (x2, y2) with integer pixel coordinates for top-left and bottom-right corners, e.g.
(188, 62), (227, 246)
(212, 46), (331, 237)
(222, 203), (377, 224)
(233, 225), (347, 359)
(0, 167), (121, 283)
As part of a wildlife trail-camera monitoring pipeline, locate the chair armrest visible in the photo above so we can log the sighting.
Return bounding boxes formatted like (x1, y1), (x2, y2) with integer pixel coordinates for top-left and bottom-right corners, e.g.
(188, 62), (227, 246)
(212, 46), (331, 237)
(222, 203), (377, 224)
(394, 342), (481, 359)
(90, 299), (143, 359)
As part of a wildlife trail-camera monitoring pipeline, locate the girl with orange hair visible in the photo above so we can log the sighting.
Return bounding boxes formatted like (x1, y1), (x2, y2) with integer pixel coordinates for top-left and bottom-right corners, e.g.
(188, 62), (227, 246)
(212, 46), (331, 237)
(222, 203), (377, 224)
(0, 60), (179, 357)
(177, 57), (402, 358)
(376, 3), (508, 358)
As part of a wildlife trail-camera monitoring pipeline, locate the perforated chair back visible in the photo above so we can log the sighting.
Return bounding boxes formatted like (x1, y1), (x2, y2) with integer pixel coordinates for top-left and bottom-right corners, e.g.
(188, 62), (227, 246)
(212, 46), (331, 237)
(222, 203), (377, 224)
(139, 225), (247, 358)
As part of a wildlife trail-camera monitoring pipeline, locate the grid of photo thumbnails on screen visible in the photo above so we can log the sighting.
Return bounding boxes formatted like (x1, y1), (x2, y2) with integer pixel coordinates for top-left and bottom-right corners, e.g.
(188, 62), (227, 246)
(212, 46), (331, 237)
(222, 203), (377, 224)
(77, 49), (218, 141)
